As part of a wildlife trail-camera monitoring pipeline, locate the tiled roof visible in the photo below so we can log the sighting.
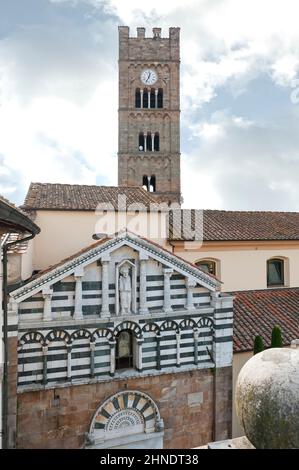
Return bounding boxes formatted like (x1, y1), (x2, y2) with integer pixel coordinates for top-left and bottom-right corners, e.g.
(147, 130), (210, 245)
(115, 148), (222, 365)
(233, 288), (299, 352)
(22, 183), (160, 211)
(168, 209), (299, 241)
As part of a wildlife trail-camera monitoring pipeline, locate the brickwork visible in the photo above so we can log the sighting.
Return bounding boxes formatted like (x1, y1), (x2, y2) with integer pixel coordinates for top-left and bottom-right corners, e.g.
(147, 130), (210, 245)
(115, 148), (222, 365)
(118, 26), (181, 204)
(16, 367), (232, 449)
(214, 366), (233, 441)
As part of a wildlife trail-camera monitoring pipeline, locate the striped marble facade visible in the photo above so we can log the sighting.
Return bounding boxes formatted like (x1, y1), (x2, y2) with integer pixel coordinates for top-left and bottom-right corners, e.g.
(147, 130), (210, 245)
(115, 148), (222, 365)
(17, 275), (211, 321)
(17, 314), (224, 387)
(9, 232), (234, 391)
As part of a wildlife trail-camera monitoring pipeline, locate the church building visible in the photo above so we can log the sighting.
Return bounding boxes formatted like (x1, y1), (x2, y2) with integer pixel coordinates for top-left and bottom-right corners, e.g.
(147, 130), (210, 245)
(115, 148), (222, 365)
(4, 26), (234, 449)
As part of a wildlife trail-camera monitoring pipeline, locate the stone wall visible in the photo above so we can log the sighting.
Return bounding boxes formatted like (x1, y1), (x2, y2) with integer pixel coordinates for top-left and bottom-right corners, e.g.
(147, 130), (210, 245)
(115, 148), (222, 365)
(16, 367), (231, 449)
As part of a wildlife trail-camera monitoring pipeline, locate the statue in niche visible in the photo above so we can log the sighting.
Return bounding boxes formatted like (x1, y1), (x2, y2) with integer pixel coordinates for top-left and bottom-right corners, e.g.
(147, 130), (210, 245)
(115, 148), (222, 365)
(119, 265), (132, 315)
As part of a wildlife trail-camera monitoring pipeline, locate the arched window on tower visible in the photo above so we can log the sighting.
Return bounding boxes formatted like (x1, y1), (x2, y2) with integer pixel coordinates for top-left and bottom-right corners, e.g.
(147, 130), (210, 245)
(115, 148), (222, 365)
(143, 88), (148, 108)
(157, 88), (163, 108)
(149, 175), (156, 192)
(142, 175), (156, 192)
(146, 133), (152, 151)
(150, 88), (155, 108)
(139, 133), (144, 151)
(143, 175), (149, 191)
(154, 132), (160, 151)
(135, 88), (141, 108)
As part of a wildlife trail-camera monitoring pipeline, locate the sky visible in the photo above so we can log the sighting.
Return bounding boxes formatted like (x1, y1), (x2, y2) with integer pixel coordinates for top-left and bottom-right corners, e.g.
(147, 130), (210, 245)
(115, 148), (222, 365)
(1, 0), (299, 210)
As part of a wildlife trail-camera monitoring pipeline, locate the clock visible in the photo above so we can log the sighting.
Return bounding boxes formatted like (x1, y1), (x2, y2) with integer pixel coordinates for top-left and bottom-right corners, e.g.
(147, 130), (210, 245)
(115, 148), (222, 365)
(140, 69), (158, 85)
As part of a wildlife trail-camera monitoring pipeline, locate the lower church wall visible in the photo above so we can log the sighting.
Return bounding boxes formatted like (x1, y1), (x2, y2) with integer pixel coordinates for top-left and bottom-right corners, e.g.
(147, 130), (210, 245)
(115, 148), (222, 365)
(16, 367), (232, 449)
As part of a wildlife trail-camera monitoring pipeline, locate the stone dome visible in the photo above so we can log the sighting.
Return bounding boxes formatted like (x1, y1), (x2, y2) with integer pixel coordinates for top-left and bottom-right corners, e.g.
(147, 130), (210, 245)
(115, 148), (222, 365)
(235, 346), (299, 449)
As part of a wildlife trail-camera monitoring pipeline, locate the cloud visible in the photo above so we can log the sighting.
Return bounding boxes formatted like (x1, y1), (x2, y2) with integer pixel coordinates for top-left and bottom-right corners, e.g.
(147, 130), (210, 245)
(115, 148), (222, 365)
(1, 0), (299, 212)
(0, 0), (119, 203)
(183, 108), (299, 210)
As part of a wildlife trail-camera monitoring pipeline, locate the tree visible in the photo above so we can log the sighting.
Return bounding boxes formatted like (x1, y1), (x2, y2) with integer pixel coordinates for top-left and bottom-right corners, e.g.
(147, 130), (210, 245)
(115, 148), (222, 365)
(271, 325), (283, 348)
(253, 335), (264, 355)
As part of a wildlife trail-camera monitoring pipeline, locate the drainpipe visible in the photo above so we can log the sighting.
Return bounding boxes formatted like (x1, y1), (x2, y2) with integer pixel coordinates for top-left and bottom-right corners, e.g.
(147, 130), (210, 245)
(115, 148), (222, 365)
(2, 232), (36, 449)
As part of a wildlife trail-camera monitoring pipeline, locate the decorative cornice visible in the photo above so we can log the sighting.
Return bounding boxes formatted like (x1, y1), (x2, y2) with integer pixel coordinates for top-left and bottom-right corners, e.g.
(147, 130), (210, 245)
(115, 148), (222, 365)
(10, 232), (219, 302)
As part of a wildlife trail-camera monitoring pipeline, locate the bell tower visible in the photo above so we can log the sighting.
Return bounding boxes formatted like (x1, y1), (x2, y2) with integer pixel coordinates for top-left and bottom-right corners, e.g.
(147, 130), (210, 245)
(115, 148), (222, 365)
(118, 26), (181, 205)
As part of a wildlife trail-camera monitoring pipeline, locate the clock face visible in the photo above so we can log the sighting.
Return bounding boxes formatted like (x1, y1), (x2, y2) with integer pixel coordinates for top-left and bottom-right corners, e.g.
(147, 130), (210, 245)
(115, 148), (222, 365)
(140, 69), (158, 85)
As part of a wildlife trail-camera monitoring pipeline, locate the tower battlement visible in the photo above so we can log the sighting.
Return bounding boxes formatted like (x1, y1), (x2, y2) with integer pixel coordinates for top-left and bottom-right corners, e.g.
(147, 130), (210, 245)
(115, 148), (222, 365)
(118, 26), (180, 62)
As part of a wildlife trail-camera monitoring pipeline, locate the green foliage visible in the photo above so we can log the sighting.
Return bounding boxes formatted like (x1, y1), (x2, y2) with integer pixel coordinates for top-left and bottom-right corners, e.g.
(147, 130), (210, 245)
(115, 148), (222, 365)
(271, 325), (283, 348)
(253, 335), (264, 355)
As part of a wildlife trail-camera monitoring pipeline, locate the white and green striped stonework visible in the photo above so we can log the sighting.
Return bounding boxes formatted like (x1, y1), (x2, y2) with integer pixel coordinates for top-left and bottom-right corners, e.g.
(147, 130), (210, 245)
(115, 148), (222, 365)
(9, 232), (234, 390)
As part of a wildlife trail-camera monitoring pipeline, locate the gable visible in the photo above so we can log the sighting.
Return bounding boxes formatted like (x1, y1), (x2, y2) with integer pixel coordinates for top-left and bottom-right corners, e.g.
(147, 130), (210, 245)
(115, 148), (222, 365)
(11, 232), (219, 305)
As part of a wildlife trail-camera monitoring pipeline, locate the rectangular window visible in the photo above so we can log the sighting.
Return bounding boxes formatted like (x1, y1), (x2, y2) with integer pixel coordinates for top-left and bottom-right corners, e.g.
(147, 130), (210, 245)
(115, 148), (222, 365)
(267, 259), (284, 286)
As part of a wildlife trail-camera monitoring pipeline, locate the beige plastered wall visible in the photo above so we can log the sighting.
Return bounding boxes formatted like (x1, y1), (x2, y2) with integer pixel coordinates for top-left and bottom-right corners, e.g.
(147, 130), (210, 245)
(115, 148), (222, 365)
(31, 210), (170, 272)
(172, 241), (299, 291)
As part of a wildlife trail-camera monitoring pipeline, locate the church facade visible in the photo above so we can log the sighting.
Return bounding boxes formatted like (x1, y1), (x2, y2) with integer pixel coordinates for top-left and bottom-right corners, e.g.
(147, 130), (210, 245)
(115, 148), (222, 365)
(8, 231), (233, 448)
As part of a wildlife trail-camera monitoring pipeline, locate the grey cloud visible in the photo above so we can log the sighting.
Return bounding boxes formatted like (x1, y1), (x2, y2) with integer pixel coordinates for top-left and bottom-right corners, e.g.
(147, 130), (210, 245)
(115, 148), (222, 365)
(0, 1), (118, 105)
(186, 108), (299, 210)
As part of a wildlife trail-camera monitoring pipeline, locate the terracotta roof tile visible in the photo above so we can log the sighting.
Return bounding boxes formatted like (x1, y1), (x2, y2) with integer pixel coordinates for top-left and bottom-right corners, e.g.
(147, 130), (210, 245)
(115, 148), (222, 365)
(22, 183), (160, 211)
(168, 209), (299, 241)
(233, 288), (299, 352)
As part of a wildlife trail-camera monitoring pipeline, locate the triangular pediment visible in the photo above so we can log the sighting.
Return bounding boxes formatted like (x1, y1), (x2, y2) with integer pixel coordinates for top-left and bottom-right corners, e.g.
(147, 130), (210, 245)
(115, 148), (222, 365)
(11, 231), (219, 305)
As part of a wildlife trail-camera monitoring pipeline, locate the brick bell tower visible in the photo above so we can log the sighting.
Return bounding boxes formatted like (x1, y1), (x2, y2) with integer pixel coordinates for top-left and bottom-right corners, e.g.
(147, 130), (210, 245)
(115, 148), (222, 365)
(118, 26), (181, 205)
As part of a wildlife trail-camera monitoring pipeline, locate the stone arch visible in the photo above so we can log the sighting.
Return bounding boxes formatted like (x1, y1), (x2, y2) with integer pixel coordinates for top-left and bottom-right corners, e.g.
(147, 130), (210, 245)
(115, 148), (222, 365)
(198, 317), (214, 331)
(71, 329), (92, 341)
(45, 329), (72, 345)
(18, 331), (45, 349)
(92, 328), (114, 342)
(87, 390), (164, 449)
(179, 319), (197, 331)
(114, 321), (143, 339)
(142, 322), (160, 334)
(18, 332), (45, 385)
(160, 320), (179, 333)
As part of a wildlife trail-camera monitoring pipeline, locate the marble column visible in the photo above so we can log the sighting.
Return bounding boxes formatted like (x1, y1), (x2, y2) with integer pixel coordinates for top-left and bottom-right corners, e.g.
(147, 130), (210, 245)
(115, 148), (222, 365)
(90, 342), (95, 378)
(151, 133), (155, 152)
(143, 133), (147, 152)
(109, 340), (116, 376)
(176, 332), (181, 367)
(185, 277), (197, 311)
(155, 89), (158, 108)
(42, 345), (48, 385)
(140, 89), (144, 108)
(137, 339), (144, 372)
(148, 90), (151, 108)
(74, 266), (84, 320)
(101, 254), (110, 318)
(163, 268), (173, 313)
(42, 288), (53, 321)
(194, 328), (199, 365)
(139, 253), (149, 314)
